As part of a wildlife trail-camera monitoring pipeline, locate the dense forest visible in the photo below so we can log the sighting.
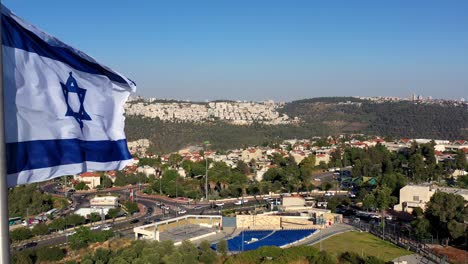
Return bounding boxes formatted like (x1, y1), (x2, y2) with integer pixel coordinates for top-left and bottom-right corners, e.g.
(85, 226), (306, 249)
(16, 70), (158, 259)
(281, 98), (467, 139)
(125, 97), (467, 154)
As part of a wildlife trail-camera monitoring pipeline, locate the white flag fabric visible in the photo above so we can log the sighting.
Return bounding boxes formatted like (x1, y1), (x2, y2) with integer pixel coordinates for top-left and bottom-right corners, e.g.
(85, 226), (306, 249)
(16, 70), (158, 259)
(1, 5), (136, 186)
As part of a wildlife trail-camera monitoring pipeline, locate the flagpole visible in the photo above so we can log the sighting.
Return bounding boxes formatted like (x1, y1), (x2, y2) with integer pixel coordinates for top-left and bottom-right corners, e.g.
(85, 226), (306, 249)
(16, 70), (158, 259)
(0, 4), (12, 262)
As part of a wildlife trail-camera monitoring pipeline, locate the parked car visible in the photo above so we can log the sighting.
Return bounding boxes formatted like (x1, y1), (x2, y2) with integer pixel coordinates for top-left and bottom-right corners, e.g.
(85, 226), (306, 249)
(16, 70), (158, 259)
(178, 209), (187, 215)
(90, 225), (101, 230)
(215, 202), (224, 207)
(130, 219), (139, 224)
(19, 242), (38, 251)
(102, 224), (112, 231)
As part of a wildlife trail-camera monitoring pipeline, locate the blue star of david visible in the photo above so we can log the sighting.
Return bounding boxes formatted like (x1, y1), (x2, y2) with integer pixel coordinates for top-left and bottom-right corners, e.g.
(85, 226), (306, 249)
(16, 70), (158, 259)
(60, 72), (91, 130)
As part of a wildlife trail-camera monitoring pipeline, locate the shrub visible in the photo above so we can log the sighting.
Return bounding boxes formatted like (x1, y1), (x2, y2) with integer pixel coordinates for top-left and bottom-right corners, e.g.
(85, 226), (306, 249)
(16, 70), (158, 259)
(36, 247), (66, 262)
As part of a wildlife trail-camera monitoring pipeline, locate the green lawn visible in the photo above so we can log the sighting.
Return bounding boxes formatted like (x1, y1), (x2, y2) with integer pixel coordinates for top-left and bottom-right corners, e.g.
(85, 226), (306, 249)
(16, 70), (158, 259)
(312, 231), (411, 262)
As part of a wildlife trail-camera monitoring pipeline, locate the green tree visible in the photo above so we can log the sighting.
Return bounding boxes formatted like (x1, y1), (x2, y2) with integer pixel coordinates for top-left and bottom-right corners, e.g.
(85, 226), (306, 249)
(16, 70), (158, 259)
(199, 240), (217, 264)
(425, 192), (466, 242)
(36, 247), (66, 262)
(10, 227), (33, 241)
(68, 226), (92, 250)
(179, 240), (199, 264)
(101, 175), (114, 188)
(299, 154), (316, 182)
(74, 181), (89, 190)
(236, 160), (250, 175)
(107, 208), (121, 223)
(94, 248), (112, 263)
(160, 170), (181, 197)
(321, 182), (333, 192)
(168, 153), (183, 167)
(217, 239), (228, 258)
(89, 212), (101, 223)
(8, 184), (53, 218)
(66, 214), (86, 227)
(455, 150), (467, 170)
(363, 193), (376, 210)
(32, 223), (49, 236)
(114, 171), (128, 186)
(49, 218), (66, 231)
(122, 200), (139, 215)
(411, 218), (431, 239)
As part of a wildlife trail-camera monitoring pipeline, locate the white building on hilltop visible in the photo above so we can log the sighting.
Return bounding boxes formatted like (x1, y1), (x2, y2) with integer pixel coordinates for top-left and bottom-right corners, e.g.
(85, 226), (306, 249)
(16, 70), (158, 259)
(394, 184), (468, 213)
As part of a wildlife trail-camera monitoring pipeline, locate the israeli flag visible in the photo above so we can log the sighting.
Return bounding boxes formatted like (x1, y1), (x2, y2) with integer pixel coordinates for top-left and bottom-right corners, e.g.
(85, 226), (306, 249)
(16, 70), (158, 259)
(2, 5), (136, 186)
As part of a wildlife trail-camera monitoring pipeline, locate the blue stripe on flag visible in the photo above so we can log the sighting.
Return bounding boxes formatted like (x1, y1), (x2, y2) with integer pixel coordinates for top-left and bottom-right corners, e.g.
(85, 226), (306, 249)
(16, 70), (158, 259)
(1, 13), (131, 87)
(6, 139), (132, 174)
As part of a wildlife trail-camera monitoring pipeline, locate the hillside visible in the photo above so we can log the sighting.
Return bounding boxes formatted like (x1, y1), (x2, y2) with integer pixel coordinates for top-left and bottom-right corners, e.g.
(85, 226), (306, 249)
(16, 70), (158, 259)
(125, 97), (468, 153)
(280, 97), (468, 140)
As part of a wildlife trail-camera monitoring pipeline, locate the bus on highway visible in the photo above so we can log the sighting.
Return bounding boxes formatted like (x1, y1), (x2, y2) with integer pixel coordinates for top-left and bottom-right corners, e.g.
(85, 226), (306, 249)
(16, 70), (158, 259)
(9, 217), (22, 226)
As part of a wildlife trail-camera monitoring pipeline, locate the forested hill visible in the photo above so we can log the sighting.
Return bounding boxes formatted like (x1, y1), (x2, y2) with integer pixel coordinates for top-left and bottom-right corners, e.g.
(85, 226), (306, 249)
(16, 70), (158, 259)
(125, 97), (467, 154)
(280, 97), (468, 140)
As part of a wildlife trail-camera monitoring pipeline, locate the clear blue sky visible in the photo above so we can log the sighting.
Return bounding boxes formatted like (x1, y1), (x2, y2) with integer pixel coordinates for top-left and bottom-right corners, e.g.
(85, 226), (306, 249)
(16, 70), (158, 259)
(4, 1), (468, 101)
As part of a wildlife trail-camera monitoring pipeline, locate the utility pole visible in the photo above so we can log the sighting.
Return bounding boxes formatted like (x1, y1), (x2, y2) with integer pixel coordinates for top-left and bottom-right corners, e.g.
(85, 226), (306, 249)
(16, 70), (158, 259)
(159, 173), (162, 195)
(204, 140), (210, 201)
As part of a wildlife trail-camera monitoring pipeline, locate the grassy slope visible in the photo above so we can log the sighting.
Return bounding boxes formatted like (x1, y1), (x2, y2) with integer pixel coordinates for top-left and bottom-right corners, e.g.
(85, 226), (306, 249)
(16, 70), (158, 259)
(312, 231), (411, 262)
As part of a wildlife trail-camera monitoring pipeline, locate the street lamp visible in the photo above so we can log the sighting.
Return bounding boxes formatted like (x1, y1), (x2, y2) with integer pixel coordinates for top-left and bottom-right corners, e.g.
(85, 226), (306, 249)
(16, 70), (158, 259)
(203, 140), (210, 201)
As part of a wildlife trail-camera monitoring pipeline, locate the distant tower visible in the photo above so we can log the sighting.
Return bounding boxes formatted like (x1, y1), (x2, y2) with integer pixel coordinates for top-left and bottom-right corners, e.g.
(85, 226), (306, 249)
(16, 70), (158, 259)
(411, 93), (416, 101)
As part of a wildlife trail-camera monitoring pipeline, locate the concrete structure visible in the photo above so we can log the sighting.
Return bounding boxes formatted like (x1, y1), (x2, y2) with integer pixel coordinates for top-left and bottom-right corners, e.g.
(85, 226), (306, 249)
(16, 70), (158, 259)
(75, 207), (109, 219)
(133, 215), (222, 242)
(90, 196), (119, 207)
(281, 196), (306, 209)
(236, 210), (342, 230)
(394, 184), (468, 213)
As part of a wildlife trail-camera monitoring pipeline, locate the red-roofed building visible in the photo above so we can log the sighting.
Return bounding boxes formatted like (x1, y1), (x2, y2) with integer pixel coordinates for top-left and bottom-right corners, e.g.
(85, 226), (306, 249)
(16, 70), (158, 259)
(75, 172), (101, 189)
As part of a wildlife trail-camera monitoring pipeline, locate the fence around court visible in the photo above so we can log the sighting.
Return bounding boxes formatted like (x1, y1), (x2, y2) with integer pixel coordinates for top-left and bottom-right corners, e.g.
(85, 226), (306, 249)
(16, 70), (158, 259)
(345, 218), (448, 264)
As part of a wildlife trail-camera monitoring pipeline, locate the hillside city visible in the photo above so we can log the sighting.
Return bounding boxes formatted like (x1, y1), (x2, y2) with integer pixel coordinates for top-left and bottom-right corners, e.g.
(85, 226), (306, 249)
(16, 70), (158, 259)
(10, 130), (468, 263)
(125, 95), (467, 125)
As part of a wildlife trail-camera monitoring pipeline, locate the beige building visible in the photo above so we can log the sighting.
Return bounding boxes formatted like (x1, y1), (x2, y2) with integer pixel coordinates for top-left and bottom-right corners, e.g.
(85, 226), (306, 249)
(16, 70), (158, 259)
(394, 184), (468, 213)
(90, 196), (119, 207)
(75, 172), (101, 189)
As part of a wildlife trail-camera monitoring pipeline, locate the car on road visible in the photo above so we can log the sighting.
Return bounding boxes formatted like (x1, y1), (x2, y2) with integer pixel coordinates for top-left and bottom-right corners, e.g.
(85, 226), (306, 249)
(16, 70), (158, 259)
(66, 231), (76, 236)
(177, 209), (187, 214)
(130, 219), (139, 224)
(19, 242), (38, 251)
(102, 224), (112, 231)
(314, 178), (321, 182)
(348, 192), (356, 198)
(324, 192), (334, 197)
(90, 225), (101, 230)
(234, 199), (248, 205)
(143, 220), (152, 225)
(215, 202), (224, 207)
